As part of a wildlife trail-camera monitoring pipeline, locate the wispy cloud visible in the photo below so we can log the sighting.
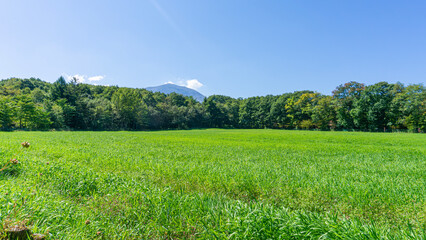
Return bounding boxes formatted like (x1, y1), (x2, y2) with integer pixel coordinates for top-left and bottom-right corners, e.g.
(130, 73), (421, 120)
(148, 0), (184, 39)
(88, 75), (105, 81)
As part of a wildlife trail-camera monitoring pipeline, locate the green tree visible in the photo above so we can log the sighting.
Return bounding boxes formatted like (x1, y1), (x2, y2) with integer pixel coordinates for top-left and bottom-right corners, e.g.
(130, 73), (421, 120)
(239, 97), (259, 128)
(293, 92), (320, 129)
(112, 88), (148, 129)
(87, 98), (114, 130)
(0, 97), (15, 130)
(392, 84), (425, 132)
(312, 96), (336, 130)
(15, 95), (37, 129)
(351, 82), (402, 131)
(203, 97), (226, 127)
(49, 103), (66, 129)
(50, 76), (67, 101)
(332, 81), (365, 130)
(270, 93), (292, 128)
(30, 106), (52, 130)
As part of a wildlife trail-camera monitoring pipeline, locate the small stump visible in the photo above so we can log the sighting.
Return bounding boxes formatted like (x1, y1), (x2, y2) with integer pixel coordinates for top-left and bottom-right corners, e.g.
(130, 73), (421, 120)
(5, 226), (32, 240)
(32, 234), (46, 240)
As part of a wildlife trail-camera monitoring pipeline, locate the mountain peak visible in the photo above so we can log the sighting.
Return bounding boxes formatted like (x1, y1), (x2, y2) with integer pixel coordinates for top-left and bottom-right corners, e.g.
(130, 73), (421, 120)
(145, 83), (205, 102)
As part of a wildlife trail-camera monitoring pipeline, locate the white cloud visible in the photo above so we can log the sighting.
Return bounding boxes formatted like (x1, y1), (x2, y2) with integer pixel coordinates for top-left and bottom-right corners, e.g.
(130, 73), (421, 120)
(67, 74), (86, 83)
(184, 79), (203, 90)
(88, 75), (104, 81)
(65, 74), (105, 84)
(162, 79), (204, 90)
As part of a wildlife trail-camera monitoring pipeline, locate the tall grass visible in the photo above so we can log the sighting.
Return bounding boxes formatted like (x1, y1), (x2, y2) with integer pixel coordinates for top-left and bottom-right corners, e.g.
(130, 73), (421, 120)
(0, 130), (424, 239)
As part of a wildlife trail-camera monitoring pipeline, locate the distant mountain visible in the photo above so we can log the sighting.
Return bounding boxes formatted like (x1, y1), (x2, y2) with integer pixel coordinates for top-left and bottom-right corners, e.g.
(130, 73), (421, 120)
(146, 83), (205, 102)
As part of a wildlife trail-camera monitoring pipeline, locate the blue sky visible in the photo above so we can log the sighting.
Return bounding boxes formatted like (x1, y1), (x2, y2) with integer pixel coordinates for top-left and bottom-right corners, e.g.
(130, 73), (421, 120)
(1, 0), (425, 98)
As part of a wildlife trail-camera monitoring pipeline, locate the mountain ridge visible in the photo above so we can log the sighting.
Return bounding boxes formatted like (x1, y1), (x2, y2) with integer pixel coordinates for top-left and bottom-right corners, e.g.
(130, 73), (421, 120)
(145, 83), (205, 102)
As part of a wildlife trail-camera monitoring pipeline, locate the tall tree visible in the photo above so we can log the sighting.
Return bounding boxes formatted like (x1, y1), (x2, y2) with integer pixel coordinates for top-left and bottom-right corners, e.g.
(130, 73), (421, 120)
(270, 93), (291, 128)
(203, 97), (226, 127)
(50, 76), (67, 101)
(112, 88), (148, 129)
(332, 81), (365, 130)
(392, 84), (426, 132)
(15, 95), (37, 129)
(312, 96), (336, 130)
(352, 82), (402, 131)
(0, 97), (14, 130)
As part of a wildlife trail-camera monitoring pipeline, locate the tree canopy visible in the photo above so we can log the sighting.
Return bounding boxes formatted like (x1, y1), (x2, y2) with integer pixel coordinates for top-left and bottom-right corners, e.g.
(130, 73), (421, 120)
(0, 77), (424, 132)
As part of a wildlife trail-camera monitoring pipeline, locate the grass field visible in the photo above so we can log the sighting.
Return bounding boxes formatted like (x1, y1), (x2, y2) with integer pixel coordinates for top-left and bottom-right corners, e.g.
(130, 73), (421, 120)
(0, 129), (425, 239)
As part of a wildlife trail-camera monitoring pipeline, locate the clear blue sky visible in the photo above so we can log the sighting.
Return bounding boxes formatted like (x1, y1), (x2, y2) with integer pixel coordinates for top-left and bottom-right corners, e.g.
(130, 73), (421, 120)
(1, 0), (426, 98)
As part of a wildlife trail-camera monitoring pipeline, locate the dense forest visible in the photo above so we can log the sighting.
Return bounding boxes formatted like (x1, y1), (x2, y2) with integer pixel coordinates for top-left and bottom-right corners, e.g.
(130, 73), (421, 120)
(0, 77), (425, 132)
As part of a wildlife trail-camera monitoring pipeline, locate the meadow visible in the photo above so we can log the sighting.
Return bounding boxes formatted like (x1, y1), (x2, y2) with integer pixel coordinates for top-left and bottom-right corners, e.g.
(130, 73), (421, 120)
(0, 129), (425, 239)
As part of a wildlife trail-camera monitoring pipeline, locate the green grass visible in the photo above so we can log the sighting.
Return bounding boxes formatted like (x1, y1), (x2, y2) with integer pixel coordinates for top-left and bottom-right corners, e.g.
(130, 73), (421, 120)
(0, 129), (425, 239)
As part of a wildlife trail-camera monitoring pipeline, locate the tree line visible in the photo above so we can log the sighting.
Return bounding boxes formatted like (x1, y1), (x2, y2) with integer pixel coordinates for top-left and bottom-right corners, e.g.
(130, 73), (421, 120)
(0, 77), (424, 132)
